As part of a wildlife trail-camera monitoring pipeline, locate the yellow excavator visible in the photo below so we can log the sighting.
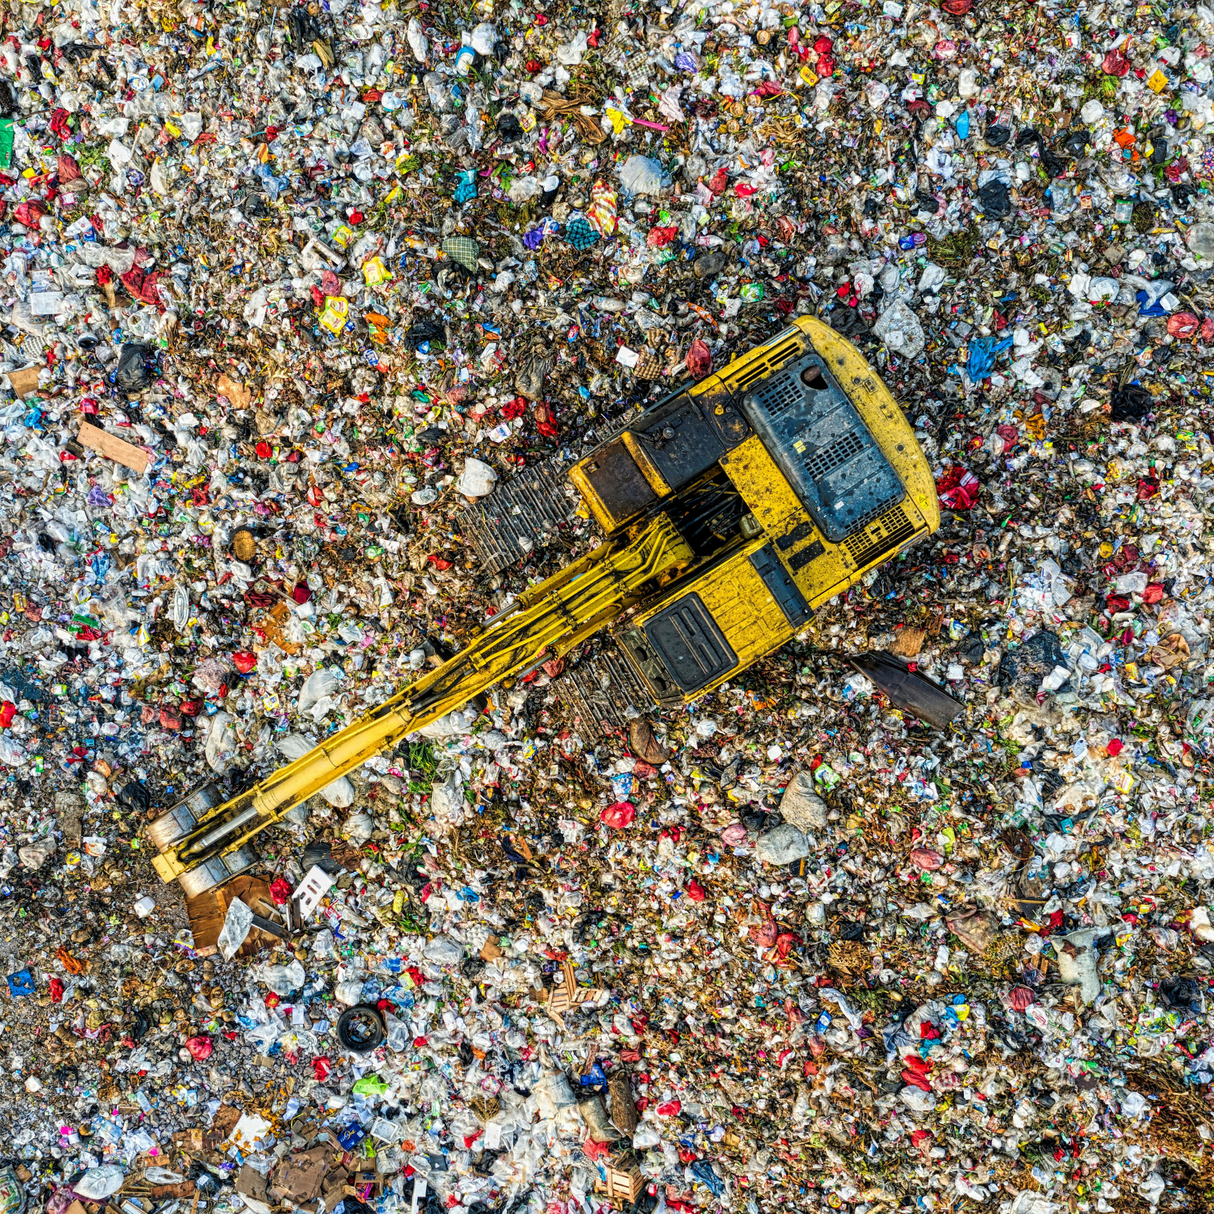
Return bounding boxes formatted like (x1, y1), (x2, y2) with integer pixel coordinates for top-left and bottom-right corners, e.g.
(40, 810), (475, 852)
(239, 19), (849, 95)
(149, 316), (945, 896)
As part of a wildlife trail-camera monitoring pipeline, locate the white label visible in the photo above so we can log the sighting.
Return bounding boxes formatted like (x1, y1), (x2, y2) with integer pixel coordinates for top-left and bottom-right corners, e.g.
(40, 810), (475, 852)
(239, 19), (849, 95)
(30, 293), (64, 315)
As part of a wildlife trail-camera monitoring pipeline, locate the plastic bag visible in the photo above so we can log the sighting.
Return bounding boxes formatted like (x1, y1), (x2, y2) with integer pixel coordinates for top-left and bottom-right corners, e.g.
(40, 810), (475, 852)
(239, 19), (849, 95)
(298, 667), (344, 717)
(456, 458), (498, 498)
(259, 958), (305, 996)
(601, 801), (635, 829)
(618, 155), (668, 197)
(217, 897), (253, 961)
(113, 343), (155, 395)
(873, 299), (925, 360)
(73, 1168), (125, 1200)
(686, 339), (712, 380)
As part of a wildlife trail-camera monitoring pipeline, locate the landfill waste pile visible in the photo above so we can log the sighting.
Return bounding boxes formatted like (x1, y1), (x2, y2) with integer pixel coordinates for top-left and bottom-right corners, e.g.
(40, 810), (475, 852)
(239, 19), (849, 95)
(5, 0), (1214, 1212)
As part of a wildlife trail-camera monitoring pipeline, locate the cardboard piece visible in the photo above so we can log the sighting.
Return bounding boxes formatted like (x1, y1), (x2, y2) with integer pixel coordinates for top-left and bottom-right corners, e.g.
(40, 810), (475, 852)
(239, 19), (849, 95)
(208, 1103), (243, 1149)
(346, 1167), (382, 1199)
(150, 1182), (196, 1200)
(479, 935), (504, 962)
(320, 1169), (349, 1210)
(187, 875), (285, 959)
(217, 374), (252, 409)
(891, 625), (926, 657)
(236, 1166), (268, 1203)
(256, 600), (302, 656)
(4, 366), (40, 397)
(269, 1147), (331, 1204)
(77, 422), (150, 474)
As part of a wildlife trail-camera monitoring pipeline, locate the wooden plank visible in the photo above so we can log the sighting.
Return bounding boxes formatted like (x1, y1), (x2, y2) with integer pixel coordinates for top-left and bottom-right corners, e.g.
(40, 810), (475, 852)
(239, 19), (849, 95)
(77, 421), (150, 473)
(4, 366), (40, 397)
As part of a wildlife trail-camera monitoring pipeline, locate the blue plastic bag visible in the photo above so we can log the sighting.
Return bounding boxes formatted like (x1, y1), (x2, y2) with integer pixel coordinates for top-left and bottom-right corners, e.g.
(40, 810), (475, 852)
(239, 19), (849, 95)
(967, 334), (1013, 380)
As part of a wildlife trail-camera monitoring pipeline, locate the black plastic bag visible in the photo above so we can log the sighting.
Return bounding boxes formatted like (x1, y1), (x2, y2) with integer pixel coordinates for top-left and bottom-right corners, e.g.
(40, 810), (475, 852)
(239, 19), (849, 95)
(1039, 146), (1068, 178)
(496, 112), (524, 141)
(1063, 129), (1089, 157)
(984, 124), (1011, 146)
(113, 342), (156, 394)
(848, 651), (963, 729)
(1110, 382), (1151, 421)
(995, 630), (1067, 694)
(977, 179), (1011, 217)
(403, 317), (446, 351)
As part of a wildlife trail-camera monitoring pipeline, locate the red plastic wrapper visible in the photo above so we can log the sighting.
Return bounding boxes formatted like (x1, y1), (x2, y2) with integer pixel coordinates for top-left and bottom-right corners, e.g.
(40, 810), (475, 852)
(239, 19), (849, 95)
(13, 200), (47, 228)
(937, 465), (980, 510)
(313, 1056), (331, 1081)
(686, 339), (712, 381)
(1102, 48), (1130, 76)
(0, 701), (15, 729)
(1168, 311), (1201, 338)
(270, 877), (293, 905)
(534, 402), (558, 439)
(686, 878), (706, 901)
(600, 801), (636, 829)
(656, 1099), (682, 1116)
(1006, 986), (1035, 1011)
(233, 650), (257, 673)
(186, 1035), (213, 1060)
(49, 977), (64, 1003)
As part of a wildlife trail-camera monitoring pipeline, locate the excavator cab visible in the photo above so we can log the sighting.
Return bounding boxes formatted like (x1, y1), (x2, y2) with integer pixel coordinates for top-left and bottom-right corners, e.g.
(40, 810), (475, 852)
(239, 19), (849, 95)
(147, 316), (943, 897)
(567, 315), (938, 708)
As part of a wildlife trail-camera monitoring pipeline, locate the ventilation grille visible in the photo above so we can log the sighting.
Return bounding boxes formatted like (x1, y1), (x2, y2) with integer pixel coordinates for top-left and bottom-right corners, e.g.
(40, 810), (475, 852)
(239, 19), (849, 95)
(732, 337), (802, 392)
(751, 374), (803, 420)
(848, 499), (898, 537)
(843, 504), (917, 569)
(804, 432), (864, 481)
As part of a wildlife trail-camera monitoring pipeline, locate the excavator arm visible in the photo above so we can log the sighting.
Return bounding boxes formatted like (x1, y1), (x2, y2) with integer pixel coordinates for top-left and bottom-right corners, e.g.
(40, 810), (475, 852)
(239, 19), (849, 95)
(148, 515), (693, 895)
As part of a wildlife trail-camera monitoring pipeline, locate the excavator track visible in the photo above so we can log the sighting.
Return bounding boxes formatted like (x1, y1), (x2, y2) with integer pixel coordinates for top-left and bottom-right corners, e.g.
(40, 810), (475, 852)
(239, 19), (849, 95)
(553, 644), (656, 742)
(459, 450), (586, 575)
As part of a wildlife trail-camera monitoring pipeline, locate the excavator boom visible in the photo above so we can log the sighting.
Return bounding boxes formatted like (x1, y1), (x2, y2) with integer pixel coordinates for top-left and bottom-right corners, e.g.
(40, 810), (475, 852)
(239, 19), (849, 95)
(149, 515), (693, 895)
